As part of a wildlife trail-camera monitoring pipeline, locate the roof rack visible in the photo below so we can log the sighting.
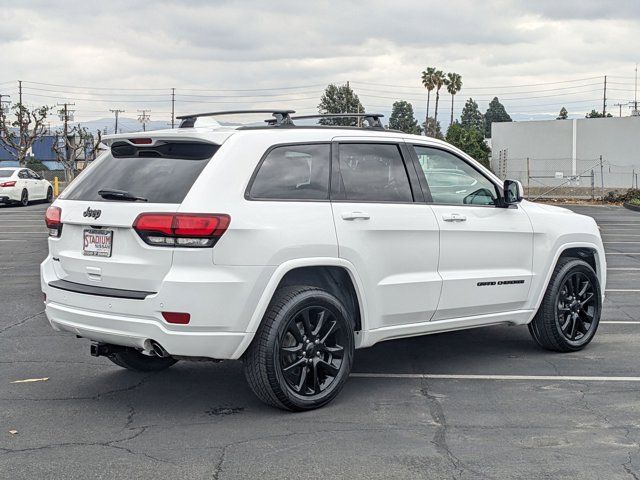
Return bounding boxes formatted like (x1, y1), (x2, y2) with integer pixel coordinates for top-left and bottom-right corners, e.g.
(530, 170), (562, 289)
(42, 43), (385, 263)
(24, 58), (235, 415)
(289, 113), (385, 128)
(177, 109), (295, 128)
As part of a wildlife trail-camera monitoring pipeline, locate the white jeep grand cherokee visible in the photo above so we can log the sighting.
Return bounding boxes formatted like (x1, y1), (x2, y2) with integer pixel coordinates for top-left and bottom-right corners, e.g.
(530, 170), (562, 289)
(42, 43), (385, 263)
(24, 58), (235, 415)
(41, 110), (605, 411)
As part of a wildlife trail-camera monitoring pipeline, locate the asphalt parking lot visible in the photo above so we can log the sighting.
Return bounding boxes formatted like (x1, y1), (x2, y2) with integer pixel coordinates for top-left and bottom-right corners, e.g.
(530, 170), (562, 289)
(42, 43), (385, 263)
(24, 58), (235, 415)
(1, 202), (639, 479)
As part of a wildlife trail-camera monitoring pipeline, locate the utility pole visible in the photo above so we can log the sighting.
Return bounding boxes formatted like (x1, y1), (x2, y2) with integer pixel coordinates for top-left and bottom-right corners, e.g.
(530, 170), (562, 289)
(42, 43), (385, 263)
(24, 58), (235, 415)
(58, 103), (75, 164)
(171, 88), (175, 128)
(600, 155), (604, 203)
(0, 93), (10, 115)
(633, 64), (639, 116)
(18, 80), (23, 151)
(613, 102), (624, 117)
(602, 75), (607, 116)
(137, 110), (151, 131)
(109, 109), (125, 133)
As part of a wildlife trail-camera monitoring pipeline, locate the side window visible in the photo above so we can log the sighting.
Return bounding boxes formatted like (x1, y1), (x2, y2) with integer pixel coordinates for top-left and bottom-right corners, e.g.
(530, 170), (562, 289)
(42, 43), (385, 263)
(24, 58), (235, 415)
(28, 170), (40, 179)
(413, 146), (498, 205)
(338, 143), (413, 202)
(18, 170), (29, 179)
(249, 144), (330, 200)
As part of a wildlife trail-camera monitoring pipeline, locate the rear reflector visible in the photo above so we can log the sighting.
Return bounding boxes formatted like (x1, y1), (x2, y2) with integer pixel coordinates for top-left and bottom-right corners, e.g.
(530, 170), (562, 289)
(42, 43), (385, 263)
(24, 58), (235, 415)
(162, 312), (191, 324)
(45, 206), (62, 238)
(133, 213), (230, 248)
(0, 181), (16, 187)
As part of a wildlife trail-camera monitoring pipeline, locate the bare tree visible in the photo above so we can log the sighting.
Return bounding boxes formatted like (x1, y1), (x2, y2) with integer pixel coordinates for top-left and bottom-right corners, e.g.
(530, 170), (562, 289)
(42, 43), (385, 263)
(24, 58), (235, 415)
(52, 126), (99, 182)
(0, 103), (51, 166)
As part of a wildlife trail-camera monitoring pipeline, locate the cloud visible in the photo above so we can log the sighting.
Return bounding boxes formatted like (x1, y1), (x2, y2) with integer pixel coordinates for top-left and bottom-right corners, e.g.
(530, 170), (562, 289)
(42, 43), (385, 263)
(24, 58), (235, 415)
(0, 1), (637, 126)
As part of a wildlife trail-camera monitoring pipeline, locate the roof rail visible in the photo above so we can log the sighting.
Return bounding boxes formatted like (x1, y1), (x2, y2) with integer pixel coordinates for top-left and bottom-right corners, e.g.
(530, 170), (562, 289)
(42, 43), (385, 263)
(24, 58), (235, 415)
(177, 109), (295, 128)
(289, 113), (385, 128)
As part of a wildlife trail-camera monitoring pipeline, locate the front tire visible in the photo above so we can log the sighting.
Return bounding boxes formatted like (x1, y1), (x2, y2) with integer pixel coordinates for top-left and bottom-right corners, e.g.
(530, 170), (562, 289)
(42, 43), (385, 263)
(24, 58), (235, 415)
(528, 257), (601, 352)
(243, 286), (355, 411)
(108, 347), (178, 372)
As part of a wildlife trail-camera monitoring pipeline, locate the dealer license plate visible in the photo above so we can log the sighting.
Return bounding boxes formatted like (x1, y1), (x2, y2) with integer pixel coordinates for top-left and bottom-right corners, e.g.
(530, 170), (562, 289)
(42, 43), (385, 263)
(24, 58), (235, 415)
(83, 229), (113, 257)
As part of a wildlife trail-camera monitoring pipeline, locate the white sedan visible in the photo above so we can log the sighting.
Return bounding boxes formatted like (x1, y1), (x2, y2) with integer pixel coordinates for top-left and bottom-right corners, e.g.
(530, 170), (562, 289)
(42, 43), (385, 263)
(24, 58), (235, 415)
(0, 167), (53, 206)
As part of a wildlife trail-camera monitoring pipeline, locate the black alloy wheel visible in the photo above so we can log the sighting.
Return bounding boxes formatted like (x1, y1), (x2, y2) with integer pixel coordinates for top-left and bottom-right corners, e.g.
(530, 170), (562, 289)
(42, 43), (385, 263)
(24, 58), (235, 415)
(244, 286), (355, 411)
(278, 305), (347, 396)
(556, 271), (596, 342)
(528, 257), (601, 352)
(20, 189), (28, 206)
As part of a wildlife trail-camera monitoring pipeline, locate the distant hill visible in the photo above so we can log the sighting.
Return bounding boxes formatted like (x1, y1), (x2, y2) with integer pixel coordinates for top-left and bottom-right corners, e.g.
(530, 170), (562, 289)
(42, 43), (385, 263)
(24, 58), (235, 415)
(71, 117), (173, 135)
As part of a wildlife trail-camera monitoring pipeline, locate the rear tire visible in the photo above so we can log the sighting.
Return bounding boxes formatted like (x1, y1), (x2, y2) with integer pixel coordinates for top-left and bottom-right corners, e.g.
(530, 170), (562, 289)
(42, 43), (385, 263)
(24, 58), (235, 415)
(19, 189), (28, 207)
(243, 286), (355, 411)
(108, 347), (178, 372)
(46, 187), (53, 203)
(528, 257), (601, 352)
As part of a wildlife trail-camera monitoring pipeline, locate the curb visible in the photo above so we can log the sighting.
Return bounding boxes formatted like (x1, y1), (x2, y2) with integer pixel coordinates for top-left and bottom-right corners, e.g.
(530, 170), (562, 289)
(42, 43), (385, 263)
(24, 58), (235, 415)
(623, 202), (640, 212)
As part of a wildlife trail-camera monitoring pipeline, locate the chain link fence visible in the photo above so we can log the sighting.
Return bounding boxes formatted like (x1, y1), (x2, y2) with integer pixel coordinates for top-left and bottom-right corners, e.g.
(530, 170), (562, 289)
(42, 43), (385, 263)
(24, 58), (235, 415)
(491, 154), (640, 201)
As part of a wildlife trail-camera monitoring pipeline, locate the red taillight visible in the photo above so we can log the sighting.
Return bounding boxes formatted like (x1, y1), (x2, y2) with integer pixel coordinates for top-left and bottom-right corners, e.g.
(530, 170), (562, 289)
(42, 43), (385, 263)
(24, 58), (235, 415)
(129, 138), (153, 145)
(0, 181), (16, 187)
(45, 206), (62, 237)
(133, 213), (230, 247)
(161, 312), (191, 324)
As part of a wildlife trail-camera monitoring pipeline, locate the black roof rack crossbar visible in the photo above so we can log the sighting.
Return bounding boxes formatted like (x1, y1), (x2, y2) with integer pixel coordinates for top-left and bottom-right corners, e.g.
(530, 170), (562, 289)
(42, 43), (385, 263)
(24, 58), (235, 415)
(177, 109), (295, 128)
(289, 113), (385, 128)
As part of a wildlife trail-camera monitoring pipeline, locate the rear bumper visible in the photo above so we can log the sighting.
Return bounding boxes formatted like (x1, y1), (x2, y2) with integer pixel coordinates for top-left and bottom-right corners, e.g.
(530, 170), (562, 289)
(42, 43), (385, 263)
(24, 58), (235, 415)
(0, 187), (20, 202)
(41, 255), (275, 359)
(46, 301), (247, 359)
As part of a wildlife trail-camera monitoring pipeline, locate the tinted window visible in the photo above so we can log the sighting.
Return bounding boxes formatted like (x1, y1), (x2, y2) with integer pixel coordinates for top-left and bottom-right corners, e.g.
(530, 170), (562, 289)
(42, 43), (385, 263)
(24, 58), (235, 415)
(413, 146), (497, 205)
(18, 170), (29, 179)
(249, 144), (330, 200)
(27, 170), (41, 179)
(338, 143), (412, 202)
(64, 142), (218, 204)
(0, 170), (13, 178)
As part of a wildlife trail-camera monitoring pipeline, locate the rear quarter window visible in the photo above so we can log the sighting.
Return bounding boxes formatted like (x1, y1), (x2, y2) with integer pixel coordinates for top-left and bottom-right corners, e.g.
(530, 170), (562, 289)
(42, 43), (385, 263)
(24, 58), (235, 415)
(63, 141), (218, 204)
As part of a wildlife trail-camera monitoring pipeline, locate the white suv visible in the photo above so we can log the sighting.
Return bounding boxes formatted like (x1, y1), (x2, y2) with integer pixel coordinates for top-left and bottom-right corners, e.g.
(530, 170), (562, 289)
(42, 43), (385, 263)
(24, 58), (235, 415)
(41, 110), (606, 411)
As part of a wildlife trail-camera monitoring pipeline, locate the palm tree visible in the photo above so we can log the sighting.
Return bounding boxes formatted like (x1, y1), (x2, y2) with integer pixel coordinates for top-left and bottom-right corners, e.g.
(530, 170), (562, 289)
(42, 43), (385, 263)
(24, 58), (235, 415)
(444, 72), (463, 125)
(432, 70), (445, 136)
(421, 67), (436, 135)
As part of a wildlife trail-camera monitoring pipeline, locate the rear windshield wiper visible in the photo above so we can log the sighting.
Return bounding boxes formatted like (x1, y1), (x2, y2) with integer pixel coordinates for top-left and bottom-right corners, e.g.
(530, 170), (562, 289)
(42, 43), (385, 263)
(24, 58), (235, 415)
(98, 189), (148, 202)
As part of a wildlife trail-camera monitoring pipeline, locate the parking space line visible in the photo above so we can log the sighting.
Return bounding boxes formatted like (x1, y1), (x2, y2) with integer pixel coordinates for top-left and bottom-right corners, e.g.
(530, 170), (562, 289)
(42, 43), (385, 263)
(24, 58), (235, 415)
(607, 267), (640, 270)
(606, 289), (640, 292)
(606, 253), (640, 255)
(351, 373), (640, 382)
(603, 241), (640, 244)
(602, 234), (640, 237)
(601, 321), (640, 324)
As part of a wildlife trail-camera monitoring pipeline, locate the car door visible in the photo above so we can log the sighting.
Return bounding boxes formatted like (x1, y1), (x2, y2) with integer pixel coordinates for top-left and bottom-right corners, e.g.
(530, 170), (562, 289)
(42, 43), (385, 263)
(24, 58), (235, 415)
(409, 143), (534, 321)
(27, 169), (45, 199)
(17, 169), (32, 197)
(330, 139), (441, 330)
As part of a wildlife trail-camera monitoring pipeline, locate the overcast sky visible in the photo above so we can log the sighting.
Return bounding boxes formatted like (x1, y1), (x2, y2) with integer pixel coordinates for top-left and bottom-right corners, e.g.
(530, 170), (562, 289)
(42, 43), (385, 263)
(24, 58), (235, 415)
(1, 0), (638, 128)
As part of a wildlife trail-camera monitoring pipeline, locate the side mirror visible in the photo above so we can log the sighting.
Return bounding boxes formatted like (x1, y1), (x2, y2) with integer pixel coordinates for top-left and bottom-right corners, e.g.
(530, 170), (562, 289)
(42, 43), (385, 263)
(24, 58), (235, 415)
(503, 179), (524, 204)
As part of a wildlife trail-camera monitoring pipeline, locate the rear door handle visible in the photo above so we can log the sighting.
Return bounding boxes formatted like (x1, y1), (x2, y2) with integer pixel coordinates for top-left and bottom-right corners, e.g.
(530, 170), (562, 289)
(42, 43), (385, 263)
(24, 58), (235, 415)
(341, 212), (371, 221)
(442, 213), (467, 222)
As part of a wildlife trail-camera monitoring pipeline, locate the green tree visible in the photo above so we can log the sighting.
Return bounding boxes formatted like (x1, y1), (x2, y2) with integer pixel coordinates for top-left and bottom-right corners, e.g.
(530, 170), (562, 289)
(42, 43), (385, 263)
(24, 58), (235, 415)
(432, 70), (446, 136)
(388, 100), (422, 134)
(444, 72), (463, 126)
(460, 98), (484, 134)
(422, 117), (443, 139)
(585, 109), (612, 118)
(557, 107), (568, 120)
(421, 67), (437, 133)
(446, 122), (491, 169)
(484, 97), (512, 138)
(318, 83), (364, 126)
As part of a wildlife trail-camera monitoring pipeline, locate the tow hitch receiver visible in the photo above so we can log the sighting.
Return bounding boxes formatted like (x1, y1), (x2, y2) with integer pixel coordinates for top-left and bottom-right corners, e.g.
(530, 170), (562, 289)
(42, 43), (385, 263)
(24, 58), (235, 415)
(90, 342), (124, 357)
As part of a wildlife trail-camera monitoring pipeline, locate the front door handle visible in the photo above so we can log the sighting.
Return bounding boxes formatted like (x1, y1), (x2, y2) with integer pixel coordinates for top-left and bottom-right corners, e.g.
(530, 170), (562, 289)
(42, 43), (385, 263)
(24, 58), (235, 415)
(442, 213), (467, 222)
(341, 211), (371, 221)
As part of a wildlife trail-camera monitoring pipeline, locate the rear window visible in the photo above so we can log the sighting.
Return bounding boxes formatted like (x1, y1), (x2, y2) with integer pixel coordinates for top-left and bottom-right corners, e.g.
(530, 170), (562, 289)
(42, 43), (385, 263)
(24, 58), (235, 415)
(64, 141), (218, 204)
(0, 170), (14, 178)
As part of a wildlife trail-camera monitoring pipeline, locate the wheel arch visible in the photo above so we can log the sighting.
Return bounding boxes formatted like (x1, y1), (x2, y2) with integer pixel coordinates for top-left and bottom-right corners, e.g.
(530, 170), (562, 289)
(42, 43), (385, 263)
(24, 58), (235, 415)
(529, 242), (605, 322)
(231, 258), (368, 359)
